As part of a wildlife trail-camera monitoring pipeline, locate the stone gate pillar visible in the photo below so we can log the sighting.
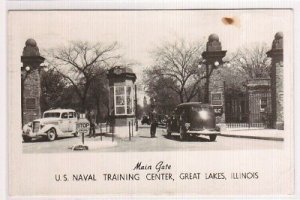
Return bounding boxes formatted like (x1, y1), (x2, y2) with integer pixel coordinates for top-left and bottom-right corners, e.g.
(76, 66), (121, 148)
(21, 39), (45, 125)
(202, 34), (227, 122)
(266, 32), (284, 129)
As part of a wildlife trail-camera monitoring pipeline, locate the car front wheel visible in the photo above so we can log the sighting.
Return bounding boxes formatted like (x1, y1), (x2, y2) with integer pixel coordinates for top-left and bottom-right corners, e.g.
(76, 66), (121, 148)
(47, 128), (57, 141)
(209, 134), (217, 142)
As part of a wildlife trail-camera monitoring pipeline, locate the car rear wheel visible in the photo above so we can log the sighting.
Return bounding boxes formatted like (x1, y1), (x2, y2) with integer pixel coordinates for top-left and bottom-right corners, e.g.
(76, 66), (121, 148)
(22, 136), (31, 143)
(209, 134), (217, 142)
(47, 128), (57, 141)
(179, 126), (187, 141)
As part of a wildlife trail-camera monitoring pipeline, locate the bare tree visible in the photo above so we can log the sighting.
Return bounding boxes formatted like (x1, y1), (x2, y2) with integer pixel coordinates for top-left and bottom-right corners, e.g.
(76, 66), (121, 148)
(145, 40), (206, 103)
(45, 41), (120, 111)
(143, 74), (179, 114)
(230, 43), (271, 79)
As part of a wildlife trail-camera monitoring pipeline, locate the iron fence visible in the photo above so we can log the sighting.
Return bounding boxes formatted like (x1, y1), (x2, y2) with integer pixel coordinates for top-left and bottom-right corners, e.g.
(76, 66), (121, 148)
(225, 112), (272, 129)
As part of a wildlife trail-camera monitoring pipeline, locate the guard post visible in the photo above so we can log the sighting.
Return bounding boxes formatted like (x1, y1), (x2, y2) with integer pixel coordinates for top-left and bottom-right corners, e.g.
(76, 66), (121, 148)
(107, 66), (137, 138)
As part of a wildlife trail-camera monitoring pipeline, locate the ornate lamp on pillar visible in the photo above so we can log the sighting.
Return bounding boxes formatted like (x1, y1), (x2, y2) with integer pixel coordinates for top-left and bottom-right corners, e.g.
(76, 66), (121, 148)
(266, 32), (284, 129)
(21, 39), (45, 126)
(201, 34), (227, 104)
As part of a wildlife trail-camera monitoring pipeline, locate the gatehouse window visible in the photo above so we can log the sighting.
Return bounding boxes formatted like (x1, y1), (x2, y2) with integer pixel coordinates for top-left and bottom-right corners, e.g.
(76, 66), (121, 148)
(126, 86), (133, 114)
(111, 86), (134, 115)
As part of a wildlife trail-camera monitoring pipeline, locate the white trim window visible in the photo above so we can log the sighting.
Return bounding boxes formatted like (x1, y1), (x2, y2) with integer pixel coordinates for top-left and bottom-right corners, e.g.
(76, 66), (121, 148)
(126, 86), (133, 114)
(260, 97), (268, 112)
(113, 85), (134, 115)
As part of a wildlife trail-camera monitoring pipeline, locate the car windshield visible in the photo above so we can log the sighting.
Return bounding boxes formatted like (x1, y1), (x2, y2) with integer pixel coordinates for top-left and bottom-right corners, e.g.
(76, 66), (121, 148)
(43, 112), (61, 118)
(190, 106), (214, 113)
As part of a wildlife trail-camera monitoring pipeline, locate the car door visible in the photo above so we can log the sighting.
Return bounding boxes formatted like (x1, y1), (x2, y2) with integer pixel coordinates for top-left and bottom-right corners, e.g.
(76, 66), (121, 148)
(60, 112), (69, 132)
(68, 112), (77, 132)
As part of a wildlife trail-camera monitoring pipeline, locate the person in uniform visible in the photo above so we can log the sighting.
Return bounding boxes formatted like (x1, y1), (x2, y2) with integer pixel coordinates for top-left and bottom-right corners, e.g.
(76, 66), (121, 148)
(86, 109), (96, 138)
(149, 109), (158, 138)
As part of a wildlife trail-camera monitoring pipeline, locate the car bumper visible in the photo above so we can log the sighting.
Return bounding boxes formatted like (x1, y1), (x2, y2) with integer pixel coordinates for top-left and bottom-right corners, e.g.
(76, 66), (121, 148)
(22, 131), (47, 138)
(187, 129), (220, 135)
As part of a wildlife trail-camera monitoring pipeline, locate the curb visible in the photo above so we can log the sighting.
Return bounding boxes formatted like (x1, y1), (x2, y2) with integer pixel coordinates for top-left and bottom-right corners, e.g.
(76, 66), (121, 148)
(219, 134), (284, 141)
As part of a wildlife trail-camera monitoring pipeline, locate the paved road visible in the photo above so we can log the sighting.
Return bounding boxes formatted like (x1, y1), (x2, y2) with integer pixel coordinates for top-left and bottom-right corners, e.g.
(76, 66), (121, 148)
(23, 125), (283, 153)
(100, 125), (283, 152)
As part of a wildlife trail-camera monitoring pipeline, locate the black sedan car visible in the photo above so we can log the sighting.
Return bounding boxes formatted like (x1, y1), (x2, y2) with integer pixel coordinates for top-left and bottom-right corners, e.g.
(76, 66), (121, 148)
(166, 102), (220, 141)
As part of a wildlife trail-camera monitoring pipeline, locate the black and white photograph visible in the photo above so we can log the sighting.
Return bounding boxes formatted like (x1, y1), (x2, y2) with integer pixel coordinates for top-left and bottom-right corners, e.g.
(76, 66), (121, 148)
(7, 8), (294, 196)
(16, 10), (287, 153)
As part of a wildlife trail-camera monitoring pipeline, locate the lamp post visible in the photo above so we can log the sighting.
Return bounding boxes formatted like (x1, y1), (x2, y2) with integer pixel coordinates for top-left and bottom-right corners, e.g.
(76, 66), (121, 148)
(201, 34), (227, 104)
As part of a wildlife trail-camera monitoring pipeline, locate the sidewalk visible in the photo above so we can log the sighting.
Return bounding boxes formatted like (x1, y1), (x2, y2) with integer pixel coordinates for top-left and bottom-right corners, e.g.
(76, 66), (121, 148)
(69, 135), (118, 150)
(70, 126), (117, 151)
(220, 129), (284, 141)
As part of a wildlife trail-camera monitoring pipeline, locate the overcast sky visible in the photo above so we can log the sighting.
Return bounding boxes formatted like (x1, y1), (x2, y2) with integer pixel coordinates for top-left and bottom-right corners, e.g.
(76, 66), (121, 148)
(8, 10), (292, 102)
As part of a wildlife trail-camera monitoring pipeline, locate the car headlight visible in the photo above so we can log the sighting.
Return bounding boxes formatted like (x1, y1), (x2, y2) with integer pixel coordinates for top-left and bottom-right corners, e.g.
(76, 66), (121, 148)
(199, 111), (209, 120)
(185, 123), (191, 129)
(25, 129), (30, 135)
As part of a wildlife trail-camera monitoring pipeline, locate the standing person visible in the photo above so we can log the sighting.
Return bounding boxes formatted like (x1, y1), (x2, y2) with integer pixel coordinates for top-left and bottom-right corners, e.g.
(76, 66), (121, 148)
(109, 108), (115, 133)
(86, 109), (96, 138)
(149, 109), (158, 138)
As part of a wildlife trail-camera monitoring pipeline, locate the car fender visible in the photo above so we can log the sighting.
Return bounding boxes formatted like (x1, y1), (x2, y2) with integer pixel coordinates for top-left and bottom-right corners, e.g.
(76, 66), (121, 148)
(39, 124), (63, 135)
(22, 123), (32, 134)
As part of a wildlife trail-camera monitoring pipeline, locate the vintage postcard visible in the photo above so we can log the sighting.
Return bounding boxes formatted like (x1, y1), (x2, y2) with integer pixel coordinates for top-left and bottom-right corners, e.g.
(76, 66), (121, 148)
(8, 9), (294, 196)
